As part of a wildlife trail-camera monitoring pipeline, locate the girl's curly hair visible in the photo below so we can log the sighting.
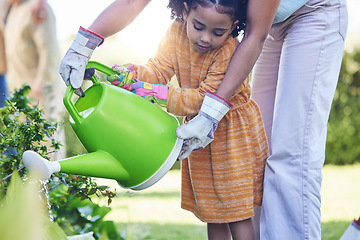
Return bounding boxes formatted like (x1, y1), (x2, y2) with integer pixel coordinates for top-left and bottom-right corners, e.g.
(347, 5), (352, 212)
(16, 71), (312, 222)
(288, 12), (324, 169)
(168, 0), (248, 37)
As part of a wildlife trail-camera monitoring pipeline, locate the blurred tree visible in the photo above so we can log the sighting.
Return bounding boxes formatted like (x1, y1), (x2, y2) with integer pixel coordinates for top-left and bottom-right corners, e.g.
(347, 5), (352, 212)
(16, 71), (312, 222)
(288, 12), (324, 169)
(326, 47), (360, 165)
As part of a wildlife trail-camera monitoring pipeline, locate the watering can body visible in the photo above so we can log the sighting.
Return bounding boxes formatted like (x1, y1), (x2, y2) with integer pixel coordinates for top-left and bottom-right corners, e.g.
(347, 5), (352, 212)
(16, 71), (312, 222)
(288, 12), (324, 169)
(25, 61), (183, 190)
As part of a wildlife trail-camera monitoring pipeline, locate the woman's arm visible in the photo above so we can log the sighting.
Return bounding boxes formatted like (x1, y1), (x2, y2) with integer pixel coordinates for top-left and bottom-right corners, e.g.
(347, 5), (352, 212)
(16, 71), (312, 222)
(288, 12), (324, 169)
(216, 0), (280, 100)
(59, 0), (151, 94)
(88, 0), (151, 38)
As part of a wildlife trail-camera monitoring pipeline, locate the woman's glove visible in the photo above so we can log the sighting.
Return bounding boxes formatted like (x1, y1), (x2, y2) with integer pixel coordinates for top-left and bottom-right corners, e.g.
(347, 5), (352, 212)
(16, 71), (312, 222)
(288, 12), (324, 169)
(59, 27), (104, 97)
(176, 91), (232, 160)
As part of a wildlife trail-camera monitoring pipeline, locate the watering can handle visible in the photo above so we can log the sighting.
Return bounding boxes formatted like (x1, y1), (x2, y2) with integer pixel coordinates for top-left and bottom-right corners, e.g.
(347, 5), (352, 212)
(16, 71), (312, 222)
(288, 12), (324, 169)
(63, 61), (120, 125)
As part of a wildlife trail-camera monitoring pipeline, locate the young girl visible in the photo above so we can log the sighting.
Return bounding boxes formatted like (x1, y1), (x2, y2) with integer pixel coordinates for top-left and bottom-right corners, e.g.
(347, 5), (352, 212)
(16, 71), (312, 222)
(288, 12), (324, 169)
(108, 0), (269, 239)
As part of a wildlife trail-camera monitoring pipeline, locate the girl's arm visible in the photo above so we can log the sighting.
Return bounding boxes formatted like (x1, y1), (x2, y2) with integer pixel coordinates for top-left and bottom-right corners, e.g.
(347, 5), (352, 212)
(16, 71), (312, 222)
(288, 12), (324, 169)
(215, 0), (280, 100)
(167, 41), (238, 117)
(88, 0), (151, 38)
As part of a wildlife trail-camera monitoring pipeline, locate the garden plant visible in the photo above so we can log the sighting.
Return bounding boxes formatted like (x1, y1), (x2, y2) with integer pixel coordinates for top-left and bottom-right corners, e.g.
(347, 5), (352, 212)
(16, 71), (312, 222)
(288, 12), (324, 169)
(0, 85), (121, 239)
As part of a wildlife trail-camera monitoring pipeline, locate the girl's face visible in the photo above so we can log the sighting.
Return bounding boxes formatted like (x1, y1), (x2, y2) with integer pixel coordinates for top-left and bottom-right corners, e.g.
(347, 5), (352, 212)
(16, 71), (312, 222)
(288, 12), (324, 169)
(183, 3), (238, 53)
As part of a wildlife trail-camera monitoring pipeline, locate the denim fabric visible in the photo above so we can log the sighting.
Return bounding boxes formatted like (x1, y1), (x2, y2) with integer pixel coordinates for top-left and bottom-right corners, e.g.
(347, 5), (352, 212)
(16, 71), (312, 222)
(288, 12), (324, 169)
(251, 0), (348, 239)
(0, 74), (7, 107)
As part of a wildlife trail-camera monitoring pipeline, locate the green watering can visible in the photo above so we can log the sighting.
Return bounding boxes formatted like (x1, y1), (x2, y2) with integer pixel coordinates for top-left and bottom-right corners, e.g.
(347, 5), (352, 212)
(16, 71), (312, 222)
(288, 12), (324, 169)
(22, 61), (183, 190)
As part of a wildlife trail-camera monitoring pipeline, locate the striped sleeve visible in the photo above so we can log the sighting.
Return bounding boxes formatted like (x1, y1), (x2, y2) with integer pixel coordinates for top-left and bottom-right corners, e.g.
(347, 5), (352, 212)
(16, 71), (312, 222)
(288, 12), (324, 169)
(167, 38), (238, 117)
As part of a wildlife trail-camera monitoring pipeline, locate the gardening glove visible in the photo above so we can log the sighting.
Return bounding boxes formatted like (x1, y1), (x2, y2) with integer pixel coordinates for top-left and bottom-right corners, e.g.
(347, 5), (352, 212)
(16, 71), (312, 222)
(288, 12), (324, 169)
(129, 81), (168, 108)
(107, 64), (168, 106)
(339, 217), (360, 240)
(176, 91), (232, 160)
(59, 27), (104, 97)
(107, 64), (138, 90)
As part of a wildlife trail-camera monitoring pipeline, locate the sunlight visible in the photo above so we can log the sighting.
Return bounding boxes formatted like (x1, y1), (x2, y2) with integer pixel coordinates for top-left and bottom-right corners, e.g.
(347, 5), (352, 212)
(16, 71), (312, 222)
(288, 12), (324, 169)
(49, 0), (172, 46)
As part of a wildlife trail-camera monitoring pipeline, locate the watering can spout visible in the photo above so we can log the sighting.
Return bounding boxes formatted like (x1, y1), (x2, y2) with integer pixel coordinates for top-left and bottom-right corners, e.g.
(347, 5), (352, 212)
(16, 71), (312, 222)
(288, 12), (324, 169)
(22, 150), (61, 180)
(22, 150), (130, 182)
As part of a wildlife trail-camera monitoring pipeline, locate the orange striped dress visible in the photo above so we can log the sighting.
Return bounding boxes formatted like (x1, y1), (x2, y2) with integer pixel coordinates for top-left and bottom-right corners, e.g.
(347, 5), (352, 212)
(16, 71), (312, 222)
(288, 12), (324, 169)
(134, 21), (269, 223)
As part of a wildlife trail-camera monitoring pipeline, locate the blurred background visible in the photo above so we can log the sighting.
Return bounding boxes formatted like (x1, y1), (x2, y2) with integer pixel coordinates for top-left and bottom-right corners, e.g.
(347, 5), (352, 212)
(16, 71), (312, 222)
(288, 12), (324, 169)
(49, 0), (173, 65)
(49, 0), (360, 58)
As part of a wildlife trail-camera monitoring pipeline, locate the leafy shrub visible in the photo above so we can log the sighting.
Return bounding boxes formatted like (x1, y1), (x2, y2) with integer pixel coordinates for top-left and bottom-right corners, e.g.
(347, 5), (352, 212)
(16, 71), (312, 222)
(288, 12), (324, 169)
(326, 47), (360, 165)
(48, 175), (119, 239)
(0, 85), (120, 239)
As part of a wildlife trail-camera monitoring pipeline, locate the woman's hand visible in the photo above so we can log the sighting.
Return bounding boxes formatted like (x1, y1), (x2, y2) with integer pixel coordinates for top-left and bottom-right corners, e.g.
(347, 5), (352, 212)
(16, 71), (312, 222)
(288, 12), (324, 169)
(176, 92), (232, 160)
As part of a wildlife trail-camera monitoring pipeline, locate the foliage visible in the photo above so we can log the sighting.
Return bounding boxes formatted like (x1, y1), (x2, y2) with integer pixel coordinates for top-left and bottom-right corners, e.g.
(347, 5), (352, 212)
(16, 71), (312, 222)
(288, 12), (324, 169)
(0, 85), (120, 239)
(0, 84), (57, 194)
(326, 47), (360, 164)
(48, 175), (120, 239)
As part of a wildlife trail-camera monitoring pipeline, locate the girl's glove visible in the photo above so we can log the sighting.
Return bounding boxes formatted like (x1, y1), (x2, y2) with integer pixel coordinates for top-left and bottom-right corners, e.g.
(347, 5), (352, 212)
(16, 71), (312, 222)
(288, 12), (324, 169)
(176, 91), (232, 160)
(130, 81), (168, 108)
(107, 64), (168, 107)
(59, 27), (104, 97)
(107, 64), (138, 90)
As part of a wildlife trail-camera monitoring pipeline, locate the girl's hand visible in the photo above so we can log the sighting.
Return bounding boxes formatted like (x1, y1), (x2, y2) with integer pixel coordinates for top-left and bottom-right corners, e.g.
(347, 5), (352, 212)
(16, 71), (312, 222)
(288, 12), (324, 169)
(107, 64), (168, 107)
(130, 81), (168, 107)
(107, 64), (138, 90)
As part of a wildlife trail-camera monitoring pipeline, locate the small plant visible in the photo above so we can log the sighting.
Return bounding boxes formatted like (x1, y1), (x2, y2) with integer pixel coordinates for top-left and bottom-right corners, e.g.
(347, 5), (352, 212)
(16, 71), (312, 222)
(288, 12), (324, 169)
(0, 84), (56, 194)
(0, 85), (120, 239)
(48, 174), (119, 239)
